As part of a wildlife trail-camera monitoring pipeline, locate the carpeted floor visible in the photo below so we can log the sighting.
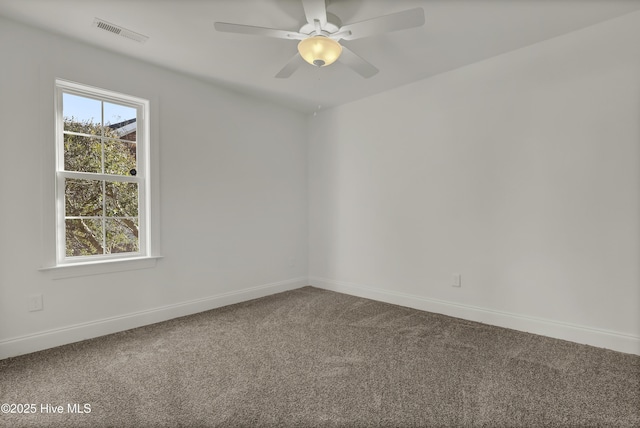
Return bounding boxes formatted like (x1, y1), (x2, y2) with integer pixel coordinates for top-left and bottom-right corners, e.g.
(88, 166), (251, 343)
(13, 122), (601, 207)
(1, 286), (639, 427)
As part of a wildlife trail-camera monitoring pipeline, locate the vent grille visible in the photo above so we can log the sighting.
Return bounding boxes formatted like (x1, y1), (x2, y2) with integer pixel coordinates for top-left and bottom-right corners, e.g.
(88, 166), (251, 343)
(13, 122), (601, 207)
(93, 18), (149, 43)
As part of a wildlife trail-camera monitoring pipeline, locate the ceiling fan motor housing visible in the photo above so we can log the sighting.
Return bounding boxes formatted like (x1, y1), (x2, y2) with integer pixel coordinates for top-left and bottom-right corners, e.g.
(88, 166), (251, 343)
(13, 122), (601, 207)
(298, 12), (342, 35)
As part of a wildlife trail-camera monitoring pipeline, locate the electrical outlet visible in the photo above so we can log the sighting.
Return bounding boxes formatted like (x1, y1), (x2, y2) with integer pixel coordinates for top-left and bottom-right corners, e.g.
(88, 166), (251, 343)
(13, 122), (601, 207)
(452, 274), (462, 288)
(28, 294), (43, 312)
(288, 256), (296, 267)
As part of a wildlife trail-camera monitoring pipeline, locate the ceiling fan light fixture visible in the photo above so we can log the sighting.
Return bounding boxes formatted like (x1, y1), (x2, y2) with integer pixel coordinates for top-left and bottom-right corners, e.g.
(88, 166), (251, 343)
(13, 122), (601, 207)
(298, 36), (342, 67)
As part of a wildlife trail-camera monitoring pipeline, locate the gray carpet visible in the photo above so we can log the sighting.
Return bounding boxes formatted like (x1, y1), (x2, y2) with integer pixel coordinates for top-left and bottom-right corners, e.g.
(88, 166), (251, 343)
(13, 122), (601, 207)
(1, 286), (638, 427)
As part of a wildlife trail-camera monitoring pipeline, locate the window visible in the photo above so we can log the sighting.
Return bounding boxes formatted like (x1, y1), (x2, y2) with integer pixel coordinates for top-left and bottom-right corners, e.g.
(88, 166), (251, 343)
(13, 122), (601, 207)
(55, 80), (150, 265)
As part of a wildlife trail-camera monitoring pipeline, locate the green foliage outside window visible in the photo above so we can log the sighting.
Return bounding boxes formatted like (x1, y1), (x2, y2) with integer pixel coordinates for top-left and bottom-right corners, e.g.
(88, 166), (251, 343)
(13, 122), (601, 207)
(63, 118), (139, 257)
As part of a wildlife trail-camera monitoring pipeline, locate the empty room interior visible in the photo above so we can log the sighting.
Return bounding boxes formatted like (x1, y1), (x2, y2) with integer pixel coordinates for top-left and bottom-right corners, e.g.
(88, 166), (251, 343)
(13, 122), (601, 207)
(0, 0), (639, 426)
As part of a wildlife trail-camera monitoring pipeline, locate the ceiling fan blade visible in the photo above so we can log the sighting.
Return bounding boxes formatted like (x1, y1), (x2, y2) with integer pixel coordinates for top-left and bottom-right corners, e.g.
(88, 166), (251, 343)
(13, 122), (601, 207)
(275, 53), (304, 78)
(338, 46), (378, 78)
(214, 22), (306, 40)
(301, 0), (327, 28)
(339, 7), (425, 41)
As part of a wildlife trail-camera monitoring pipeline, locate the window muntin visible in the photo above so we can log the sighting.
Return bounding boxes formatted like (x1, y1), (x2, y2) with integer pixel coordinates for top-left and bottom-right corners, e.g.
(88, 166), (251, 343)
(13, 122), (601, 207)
(55, 80), (149, 264)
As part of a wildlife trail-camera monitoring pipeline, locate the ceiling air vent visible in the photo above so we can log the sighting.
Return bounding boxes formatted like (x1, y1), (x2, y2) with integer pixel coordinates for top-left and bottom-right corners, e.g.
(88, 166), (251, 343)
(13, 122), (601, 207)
(93, 18), (149, 43)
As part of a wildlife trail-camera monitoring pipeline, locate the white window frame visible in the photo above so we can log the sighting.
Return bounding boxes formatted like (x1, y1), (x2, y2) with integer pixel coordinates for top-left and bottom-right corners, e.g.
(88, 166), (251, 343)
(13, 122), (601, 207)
(54, 79), (152, 266)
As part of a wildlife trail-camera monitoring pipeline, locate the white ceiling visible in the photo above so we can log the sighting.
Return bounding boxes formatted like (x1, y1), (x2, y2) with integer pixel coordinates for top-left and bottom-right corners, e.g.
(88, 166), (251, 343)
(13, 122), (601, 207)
(2, 0), (640, 113)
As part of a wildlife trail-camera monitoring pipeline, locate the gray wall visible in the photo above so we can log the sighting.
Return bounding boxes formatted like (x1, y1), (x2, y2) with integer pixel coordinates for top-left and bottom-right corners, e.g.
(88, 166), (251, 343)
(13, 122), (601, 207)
(308, 11), (640, 354)
(0, 17), (308, 358)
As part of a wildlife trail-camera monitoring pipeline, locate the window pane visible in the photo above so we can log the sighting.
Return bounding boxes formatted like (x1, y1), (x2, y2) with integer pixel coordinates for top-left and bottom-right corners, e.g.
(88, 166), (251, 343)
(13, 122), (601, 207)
(105, 218), (139, 254)
(104, 141), (137, 176)
(63, 93), (101, 134)
(105, 182), (138, 217)
(64, 135), (102, 173)
(66, 219), (103, 257)
(65, 178), (103, 217)
(57, 80), (149, 264)
(104, 102), (137, 142)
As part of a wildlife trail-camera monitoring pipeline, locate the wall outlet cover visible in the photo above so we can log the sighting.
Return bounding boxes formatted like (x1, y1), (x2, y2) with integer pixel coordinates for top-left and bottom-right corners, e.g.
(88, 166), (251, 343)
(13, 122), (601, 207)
(452, 274), (462, 287)
(28, 294), (43, 312)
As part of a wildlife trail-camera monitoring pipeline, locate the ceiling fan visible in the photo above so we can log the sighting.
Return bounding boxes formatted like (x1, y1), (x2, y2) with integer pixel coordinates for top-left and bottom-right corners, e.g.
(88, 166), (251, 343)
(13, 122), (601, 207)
(214, 0), (425, 78)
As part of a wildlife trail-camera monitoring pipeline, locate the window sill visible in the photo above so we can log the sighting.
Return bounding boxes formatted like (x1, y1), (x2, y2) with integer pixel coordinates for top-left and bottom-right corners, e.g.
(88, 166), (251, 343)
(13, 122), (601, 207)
(39, 256), (163, 280)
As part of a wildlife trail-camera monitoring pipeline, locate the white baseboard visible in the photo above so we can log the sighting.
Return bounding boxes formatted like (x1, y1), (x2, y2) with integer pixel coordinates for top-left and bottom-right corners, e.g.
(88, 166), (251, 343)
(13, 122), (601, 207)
(309, 276), (640, 356)
(4, 276), (637, 359)
(0, 277), (307, 360)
